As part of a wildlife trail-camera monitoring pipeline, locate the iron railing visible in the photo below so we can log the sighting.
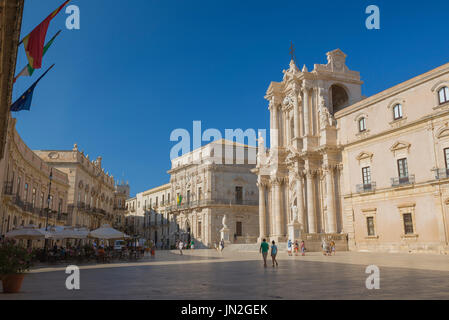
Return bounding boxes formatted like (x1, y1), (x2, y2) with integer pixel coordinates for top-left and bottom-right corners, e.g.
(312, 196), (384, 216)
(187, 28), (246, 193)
(3, 181), (13, 195)
(356, 182), (376, 193)
(391, 174), (415, 187)
(433, 168), (449, 180)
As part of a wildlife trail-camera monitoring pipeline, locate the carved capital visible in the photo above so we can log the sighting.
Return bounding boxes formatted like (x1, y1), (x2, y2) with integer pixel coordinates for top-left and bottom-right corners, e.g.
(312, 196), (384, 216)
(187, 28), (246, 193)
(305, 170), (316, 179)
(271, 176), (285, 186)
(302, 80), (313, 91)
(257, 179), (268, 189)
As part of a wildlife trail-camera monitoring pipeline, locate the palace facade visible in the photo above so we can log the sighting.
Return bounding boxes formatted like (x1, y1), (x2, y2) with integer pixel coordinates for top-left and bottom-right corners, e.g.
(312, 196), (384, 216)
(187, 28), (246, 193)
(34, 147), (128, 230)
(126, 139), (259, 248)
(255, 49), (449, 253)
(0, 118), (70, 234)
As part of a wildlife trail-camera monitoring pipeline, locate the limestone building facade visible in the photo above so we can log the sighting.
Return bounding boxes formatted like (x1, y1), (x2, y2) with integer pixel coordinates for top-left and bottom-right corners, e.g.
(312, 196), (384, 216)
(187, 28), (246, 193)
(34, 146), (124, 230)
(126, 139), (259, 248)
(112, 181), (130, 230)
(337, 61), (449, 253)
(0, 118), (69, 235)
(255, 49), (449, 253)
(0, 0), (23, 161)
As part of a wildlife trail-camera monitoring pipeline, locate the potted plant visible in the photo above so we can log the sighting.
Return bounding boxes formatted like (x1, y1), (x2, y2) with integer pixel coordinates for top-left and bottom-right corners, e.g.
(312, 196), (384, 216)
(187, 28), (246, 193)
(0, 240), (33, 293)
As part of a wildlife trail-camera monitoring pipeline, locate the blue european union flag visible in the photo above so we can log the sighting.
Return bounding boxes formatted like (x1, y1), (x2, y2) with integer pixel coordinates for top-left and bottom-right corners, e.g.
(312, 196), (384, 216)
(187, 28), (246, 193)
(10, 84), (38, 112)
(10, 64), (55, 112)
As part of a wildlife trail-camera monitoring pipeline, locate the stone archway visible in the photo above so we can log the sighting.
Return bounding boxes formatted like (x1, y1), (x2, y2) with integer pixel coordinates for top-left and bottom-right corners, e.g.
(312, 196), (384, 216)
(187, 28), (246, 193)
(330, 84), (349, 114)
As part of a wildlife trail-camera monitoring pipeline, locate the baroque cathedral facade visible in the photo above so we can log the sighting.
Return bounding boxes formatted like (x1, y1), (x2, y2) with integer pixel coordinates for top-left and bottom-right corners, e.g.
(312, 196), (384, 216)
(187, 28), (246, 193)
(255, 49), (449, 254)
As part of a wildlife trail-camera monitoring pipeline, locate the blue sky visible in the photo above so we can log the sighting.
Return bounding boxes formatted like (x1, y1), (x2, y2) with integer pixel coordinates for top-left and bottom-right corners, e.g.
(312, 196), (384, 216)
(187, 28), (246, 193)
(13, 0), (449, 196)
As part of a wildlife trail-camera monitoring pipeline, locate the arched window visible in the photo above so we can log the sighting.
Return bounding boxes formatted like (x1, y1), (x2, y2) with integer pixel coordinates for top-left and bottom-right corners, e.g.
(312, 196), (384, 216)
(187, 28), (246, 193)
(358, 117), (366, 132)
(331, 84), (349, 114)
(393, 104), (403, 120)
(439, 87), (449, 104)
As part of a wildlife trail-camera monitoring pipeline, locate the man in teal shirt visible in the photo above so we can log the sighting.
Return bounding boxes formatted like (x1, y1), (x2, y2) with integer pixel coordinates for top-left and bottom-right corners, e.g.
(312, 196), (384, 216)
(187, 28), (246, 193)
(259, 239), (269, 267)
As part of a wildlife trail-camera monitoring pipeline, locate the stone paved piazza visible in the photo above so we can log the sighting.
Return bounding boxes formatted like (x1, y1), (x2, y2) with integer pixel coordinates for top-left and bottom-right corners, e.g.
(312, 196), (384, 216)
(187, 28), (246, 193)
(1, 250), (449, 300)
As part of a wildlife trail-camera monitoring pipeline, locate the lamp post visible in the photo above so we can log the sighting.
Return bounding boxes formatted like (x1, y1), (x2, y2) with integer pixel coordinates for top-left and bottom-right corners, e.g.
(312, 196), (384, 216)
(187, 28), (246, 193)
(44, 168), (53, 254)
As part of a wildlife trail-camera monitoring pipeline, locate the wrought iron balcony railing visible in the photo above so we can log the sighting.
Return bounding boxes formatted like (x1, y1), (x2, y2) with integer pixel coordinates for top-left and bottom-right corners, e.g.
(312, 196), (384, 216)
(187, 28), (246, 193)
(356, 182), (376, 193)
(3, 181), (13, 195)
(433, 168), (449, 180)
(391, 175), (415, 187)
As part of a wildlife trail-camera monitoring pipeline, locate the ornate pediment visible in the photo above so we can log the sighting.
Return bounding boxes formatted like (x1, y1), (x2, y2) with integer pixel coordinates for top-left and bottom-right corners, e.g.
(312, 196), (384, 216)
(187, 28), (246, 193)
(437, 126), (449, 139)
(390, 141), (411, 152)
(312, 49), (361, 81)
(356, 151), (374, 161)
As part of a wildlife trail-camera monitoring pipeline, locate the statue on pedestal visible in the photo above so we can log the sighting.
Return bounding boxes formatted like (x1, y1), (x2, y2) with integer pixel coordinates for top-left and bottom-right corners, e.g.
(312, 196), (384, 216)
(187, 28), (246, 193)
(319, 100), (334, 129)
(291, 205), (298, 222)
(257, 132), (266, 167)
(220, 214), (230, 244)
(288, 204), (302, 241)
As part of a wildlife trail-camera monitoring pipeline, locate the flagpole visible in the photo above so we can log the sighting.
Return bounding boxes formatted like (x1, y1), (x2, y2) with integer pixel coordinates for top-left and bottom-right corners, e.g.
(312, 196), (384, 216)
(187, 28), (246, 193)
(19, 0), (71, 45)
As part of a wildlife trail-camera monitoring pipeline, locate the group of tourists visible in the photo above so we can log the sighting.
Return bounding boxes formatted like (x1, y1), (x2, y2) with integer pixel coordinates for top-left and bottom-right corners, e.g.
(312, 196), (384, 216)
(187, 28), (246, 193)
(286, 239), (306, 256)
(259, 238), (337, 267)
(321, 239), (336, 256)
(176, 239), (195, 255)
(213, 239), (225, 252)
(259, 239), (279, 268)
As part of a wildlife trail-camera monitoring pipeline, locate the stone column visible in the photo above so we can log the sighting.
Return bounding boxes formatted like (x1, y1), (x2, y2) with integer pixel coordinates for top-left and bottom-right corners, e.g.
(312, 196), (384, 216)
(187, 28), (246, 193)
(325, 166), (337, 234)
(270, 99), (279, 149)
(306, 171), (316, 233)
(278, 179), (285, 237)
(272, 178), (282, 238)
(293, 85), (301, 139)
(269, 184), (275, 237)
(257, 182), (267, 241)
(302, 84), (310, 136)
(296, 172), (305, 228)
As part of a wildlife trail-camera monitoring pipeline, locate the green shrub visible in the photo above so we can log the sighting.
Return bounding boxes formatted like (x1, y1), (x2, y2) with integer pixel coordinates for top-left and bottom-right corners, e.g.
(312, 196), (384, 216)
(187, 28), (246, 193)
(0, 240), (34, 275)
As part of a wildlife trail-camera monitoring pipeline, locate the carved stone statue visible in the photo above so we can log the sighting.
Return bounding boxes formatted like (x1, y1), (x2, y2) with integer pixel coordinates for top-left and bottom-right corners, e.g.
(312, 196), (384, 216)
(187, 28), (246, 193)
(319, 100), (334, 129)
(257, 132), (266, 166)
(258, 132), (265, 152)
(291, 205), (298, 222)
(222, 214), (228, 229)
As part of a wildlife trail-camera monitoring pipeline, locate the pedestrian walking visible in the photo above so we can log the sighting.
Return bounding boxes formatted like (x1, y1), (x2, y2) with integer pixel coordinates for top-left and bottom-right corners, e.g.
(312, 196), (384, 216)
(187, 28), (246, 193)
(330, 240), (336, 256)
(271, 241), (278, 267)
(321, 239), (328, 256)
(259, 238), (269, 267)
(287, 239), (292, 256)
(190, 239), (195, 250)
(300, 240), (306, 256)
(178, 240), (184, 255)
(220, 239), (225, 252)
(294, 240), (299, 256)
(151, 245), (156, 258)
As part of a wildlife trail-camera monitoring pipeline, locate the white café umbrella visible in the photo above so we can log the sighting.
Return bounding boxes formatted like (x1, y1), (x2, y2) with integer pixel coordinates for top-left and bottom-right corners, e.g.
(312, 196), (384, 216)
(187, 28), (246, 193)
(51, 226), (88, 240)
(89, 224), (127, 240)
(38, 225), (64, 239)
(6, 225), (49, 240)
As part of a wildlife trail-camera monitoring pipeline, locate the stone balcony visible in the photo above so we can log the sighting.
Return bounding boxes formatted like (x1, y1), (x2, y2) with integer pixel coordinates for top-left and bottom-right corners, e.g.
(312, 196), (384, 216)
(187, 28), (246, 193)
(166, 198), (258, 212)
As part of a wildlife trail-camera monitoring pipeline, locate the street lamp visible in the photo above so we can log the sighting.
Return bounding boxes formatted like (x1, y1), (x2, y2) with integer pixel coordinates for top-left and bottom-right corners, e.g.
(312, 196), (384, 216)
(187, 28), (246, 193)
(45, 168), (53, 231)
(44, 168), (53, 254)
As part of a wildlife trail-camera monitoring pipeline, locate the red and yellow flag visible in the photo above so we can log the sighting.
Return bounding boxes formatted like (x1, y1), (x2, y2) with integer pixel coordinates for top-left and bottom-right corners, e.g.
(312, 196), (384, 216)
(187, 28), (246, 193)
(21, 0), (70, 69)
